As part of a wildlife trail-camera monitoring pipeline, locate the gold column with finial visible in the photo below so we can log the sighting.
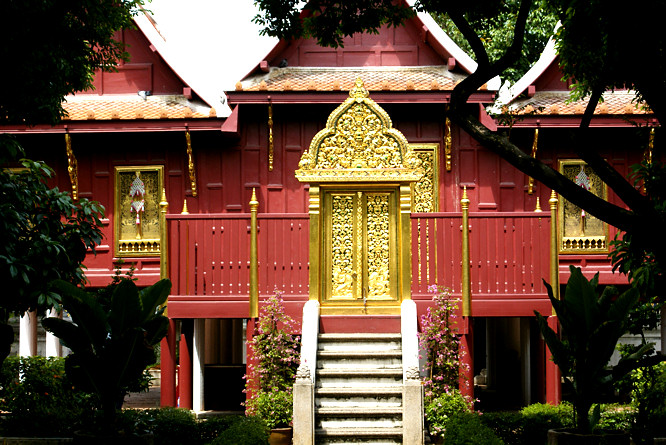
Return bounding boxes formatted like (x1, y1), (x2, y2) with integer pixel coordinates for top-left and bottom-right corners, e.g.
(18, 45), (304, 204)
(249, 188), (259, 318)
(159, 188), (169, 281)
(549, 190), (560, 308)
(181, 199), (189, 215)
(461, 186), (471, 317)
(535, 197), (542, 212)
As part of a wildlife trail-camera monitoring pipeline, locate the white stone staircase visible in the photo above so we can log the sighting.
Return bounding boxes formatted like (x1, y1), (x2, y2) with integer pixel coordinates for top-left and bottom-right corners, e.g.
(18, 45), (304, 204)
(314, 333), (404, 445)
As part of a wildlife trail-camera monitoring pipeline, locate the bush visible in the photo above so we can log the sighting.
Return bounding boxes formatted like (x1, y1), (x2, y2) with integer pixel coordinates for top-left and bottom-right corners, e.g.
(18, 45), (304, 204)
(0, 356), (96, 436)
(445, 412), (504, 444)
(479, 411), (525, 445)
(245, 388), (293, 429)
(211, 416), (269, 445)
(597, 404), (634, 432)
(145, 407), (198, 445)
(198, 416), (242, 444)
(424, 389), (471, 438)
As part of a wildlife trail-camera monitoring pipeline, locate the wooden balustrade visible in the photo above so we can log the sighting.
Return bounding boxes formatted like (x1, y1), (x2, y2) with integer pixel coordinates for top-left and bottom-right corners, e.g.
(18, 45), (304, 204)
(167, 212), (551, 310)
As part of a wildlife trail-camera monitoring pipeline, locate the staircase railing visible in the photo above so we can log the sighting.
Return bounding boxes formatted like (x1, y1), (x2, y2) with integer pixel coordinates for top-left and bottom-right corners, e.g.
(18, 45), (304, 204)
(293, 299), (320, 445)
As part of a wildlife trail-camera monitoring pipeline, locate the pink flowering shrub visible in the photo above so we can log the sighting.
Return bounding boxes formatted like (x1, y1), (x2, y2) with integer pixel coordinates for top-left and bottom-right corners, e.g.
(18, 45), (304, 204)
(419, 285), (474, 437)
(245, 289), (300, 427)
(419, 285), (466, 400)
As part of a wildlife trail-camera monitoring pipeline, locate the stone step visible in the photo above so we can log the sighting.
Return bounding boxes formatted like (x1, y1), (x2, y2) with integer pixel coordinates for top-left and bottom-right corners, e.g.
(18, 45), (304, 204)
(315, 426), (403, 443)
(317, 368), (403, 389)
(315, 385), (403, 409)
(318, 416), (402, 430)
(318, 333), (401, 342)
(317, 407), (403, 417)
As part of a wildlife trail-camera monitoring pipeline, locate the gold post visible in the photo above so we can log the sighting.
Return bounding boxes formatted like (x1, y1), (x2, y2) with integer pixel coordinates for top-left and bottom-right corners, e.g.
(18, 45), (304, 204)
(461, 186), (471, 317)
(249, 188), (259, 318)
(535, 197), (542, 212)
(159, 188), (169, 280)
(64, 133), (79, 201)
(181, 199), (189, 215)
(549, 190), (560, 310)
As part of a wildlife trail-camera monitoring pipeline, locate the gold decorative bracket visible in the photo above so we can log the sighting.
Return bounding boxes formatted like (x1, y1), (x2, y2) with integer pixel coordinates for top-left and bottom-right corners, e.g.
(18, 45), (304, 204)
(64, 133), (79, 201)
(646, 127), (655, 165)
(185, 129), (198, 197)
(268, 102), (274, 171)
(527, 128), (539, 194)
(444, 117), (452, 171)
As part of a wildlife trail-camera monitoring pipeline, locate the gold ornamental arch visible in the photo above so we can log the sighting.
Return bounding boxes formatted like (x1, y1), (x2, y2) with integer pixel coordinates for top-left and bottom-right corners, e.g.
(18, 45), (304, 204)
(296, 78), (423, 315)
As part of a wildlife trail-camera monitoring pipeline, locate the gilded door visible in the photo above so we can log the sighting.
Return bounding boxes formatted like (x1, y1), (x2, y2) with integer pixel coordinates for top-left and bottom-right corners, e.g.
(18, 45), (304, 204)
(322, 188), (399, 308)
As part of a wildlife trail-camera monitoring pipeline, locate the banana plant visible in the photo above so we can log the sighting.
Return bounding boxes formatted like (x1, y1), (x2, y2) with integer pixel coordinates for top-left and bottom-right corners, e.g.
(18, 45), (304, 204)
(43, 278), (170, 432)
(535, 266), (663, 434)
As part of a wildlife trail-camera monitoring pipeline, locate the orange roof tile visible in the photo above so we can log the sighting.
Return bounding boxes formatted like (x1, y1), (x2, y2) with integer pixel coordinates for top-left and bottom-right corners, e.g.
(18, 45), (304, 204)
(511, 91), (650, 116)
(237, 66), (474, 92)
(61, 95), (216, 121)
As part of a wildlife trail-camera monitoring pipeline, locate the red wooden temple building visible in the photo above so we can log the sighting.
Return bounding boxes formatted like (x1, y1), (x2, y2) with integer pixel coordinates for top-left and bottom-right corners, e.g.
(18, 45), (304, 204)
(2, 4), (658, 444)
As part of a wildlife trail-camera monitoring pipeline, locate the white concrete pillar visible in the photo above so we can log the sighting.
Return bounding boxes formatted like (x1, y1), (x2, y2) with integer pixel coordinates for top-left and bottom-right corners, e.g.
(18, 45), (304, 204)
(45, 309), (61, 357)
(19, 311), (37, 356)
(193, 318), (206, 412)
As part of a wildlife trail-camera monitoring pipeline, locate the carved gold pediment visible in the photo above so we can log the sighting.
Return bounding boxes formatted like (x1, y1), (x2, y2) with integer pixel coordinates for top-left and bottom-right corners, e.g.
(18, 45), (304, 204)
(295, 78), (423, 183)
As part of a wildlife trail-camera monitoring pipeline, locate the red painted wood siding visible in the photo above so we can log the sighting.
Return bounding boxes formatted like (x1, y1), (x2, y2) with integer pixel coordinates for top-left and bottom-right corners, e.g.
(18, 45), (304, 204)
(168, 214), (310, 298)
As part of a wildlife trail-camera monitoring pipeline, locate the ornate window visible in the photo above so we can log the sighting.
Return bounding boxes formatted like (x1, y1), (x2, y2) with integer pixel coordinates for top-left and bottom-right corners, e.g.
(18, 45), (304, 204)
(114, 166), (164, 257)
(410, 143), (440, 212)
(558, 159), (609, 253)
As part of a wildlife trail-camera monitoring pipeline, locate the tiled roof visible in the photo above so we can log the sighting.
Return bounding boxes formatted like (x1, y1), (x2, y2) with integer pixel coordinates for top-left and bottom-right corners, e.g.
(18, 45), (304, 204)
(61, 95), (217, 121)
(510, 91), (650, 116)
(236, 66), (480, 92)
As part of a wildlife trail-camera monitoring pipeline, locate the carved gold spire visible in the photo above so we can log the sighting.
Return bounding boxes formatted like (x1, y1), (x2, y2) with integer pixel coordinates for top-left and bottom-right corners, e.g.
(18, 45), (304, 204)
(444, 117), (452, 172)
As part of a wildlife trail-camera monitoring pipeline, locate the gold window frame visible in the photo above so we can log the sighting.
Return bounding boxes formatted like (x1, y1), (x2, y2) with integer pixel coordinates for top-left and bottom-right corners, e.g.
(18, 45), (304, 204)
(558, 159), (609, 254)
(114, 165), (164, 257)
(410, 143), (440, 212)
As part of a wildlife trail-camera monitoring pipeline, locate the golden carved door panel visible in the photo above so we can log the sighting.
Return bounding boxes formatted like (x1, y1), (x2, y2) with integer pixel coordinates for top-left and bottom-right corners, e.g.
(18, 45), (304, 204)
(322, 188), (398, 308)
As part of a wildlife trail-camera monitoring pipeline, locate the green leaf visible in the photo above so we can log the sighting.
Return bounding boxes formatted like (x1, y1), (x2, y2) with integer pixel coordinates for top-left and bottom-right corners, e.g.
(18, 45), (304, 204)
(139, 279), (171, 322)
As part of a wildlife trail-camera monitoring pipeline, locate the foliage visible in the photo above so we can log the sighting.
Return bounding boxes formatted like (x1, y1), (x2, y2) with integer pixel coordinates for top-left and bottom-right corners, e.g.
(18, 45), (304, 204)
(246, 387), (293, 429)
(535, 266), (661, 434)
(620, 361), (666, 443)
(210, 415), (269, 445)
(0, 0), (146, 126)
(138, 407), (198, 445)
(419, 285), (466, 400)
(444, 412), (504, 445)
(252, 0), (414, 48)
(0, 356), (96, 437)
(424, 389), (472, 438)
(609, 160), (665, 335)
(0, 149), (104, 364)
(480, 403), (635, 445)
(245, 289), (300, 427)
(432, 0), (557, 83)
(197, 416), (244, 444)
(42, 277), (171, 433)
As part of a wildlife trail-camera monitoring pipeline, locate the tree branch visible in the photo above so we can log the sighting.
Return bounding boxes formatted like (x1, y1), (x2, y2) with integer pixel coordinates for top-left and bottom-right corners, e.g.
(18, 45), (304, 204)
(573, 86), (652, 216)
(449, 108), (636, 232)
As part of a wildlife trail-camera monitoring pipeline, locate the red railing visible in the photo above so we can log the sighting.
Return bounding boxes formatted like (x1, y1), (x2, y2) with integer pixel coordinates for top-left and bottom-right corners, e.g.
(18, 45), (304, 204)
(167, 214), (310, 298)
(167, 212), (550, 302)
(411, 212), (551, 300)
